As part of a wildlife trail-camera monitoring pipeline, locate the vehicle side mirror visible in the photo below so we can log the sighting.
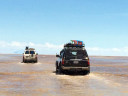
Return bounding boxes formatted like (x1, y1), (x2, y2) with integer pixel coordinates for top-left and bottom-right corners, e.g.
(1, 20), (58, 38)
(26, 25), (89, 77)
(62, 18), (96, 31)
(56, 54), (60, 57)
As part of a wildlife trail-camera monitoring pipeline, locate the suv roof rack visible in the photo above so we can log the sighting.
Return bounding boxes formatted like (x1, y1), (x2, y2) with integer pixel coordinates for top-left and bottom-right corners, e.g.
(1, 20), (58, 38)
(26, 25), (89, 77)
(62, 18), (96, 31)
(25, 46), (35, 51)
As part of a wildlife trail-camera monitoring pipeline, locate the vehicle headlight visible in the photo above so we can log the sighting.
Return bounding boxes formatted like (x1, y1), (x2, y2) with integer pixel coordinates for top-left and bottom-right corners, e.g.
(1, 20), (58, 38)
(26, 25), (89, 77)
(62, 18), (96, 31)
(85, 57), (88, 59)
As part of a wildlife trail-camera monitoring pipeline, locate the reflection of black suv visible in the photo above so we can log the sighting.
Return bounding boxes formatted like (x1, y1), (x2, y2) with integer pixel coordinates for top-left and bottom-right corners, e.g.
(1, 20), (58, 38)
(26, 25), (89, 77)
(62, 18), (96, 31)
(56, 40), (90, 74)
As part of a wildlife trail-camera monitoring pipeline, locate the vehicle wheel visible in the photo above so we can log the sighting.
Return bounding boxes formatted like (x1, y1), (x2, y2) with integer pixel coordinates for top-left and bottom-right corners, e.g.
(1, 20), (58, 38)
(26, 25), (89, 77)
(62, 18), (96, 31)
(58, 64), (63, 74)
(35, 58), (38, 63)
(56, 62), (59, 73)
(82, 70), (90, 75)
(24, 60), (26, 63)
(34, 60), (37, 63)
(56, 67), (58, 74)
(36, 59), (38, 63)
(23, 58), (24, 63)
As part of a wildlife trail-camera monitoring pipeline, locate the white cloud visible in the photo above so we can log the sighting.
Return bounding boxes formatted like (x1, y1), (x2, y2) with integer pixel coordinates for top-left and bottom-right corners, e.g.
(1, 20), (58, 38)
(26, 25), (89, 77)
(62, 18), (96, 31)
(123, 47), (128, 52)
(0, 41), (63, 54)
(86, 47), (128, 56)
(112, 48), (121, 52)
(0, 41), (128, 56)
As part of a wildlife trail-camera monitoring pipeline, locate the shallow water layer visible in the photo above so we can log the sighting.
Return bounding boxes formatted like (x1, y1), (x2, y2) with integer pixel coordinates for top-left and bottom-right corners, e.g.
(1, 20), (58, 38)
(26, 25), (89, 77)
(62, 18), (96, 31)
(0, 54), (128, 96)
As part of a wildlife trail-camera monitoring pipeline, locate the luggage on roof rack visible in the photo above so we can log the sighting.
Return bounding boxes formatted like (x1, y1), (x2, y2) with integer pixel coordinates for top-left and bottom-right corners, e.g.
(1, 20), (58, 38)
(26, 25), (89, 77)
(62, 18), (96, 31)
(64, 40), (85, 47)
(29, 48), (35, 50)
(25, 46), (35, 50)
(25, 46), (29, 50)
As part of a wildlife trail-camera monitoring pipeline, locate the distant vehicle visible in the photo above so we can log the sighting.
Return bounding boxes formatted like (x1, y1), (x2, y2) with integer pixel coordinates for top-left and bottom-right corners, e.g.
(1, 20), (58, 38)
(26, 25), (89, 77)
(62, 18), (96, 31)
(56, 40), (90, 75)
(23, 46), (38, 63)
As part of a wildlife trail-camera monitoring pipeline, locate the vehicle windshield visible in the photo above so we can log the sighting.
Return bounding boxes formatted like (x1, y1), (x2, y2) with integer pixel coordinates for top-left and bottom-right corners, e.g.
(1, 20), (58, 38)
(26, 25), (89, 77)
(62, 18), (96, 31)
(25, 51), (29, 54)
(65, 49), (88, 59)
(30, 51), (35, 54)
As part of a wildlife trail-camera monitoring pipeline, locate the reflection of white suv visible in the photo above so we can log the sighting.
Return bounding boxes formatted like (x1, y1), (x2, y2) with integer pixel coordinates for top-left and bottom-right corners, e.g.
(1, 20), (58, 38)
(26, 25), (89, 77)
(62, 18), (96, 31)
(23, 47), (38, 63)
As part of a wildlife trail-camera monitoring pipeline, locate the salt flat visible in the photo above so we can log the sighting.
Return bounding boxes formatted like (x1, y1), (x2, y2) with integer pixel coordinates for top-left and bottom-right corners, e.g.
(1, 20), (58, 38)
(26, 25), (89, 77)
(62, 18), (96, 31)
(0, 54), (128, 96)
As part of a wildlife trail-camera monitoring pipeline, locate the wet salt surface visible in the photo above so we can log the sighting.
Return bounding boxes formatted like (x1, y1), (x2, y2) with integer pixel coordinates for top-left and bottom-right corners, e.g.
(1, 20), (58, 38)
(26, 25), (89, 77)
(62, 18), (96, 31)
(0, 54), (128, 96)
(91, 66), (128, 75)
(91, 56), (128, 63)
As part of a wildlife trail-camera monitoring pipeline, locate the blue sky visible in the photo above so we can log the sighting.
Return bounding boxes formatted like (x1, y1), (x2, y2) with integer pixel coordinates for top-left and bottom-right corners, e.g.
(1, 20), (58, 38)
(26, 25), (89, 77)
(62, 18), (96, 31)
(0, 0), (128, 55)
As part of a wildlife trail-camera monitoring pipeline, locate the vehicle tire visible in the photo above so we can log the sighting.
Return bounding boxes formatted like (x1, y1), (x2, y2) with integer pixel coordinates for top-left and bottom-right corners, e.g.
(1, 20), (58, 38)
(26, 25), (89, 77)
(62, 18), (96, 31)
(35, 58), (38, 63)
(82, 70), (90, 75)
(56, 62), (59, 73)
(23, 58), (24, 63)
(24, 60), (26, 63)
(35, 59), (38, 63)
(58, 64), (63, 74)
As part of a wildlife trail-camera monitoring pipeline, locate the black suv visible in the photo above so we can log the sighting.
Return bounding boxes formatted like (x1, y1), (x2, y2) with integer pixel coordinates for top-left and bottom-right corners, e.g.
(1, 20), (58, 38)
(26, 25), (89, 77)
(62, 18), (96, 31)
(56, 40), (90, 74)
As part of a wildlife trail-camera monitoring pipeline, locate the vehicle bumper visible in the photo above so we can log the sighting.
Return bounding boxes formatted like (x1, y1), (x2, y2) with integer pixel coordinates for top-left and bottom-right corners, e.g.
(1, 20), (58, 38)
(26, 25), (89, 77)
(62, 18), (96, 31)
(61, 66), (90, 71)
(24, 58), (37, 62)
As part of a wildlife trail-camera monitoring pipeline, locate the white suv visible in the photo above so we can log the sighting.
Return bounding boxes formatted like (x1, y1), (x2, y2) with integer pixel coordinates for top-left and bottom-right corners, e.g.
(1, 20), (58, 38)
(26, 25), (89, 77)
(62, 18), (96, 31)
(23, 48), (38, 63)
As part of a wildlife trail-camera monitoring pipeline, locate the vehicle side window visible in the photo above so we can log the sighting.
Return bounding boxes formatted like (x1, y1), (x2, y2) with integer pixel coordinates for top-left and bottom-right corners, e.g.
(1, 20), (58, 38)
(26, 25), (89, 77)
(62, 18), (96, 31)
(85, 50), (88, 57)
(60, 52), (64, 58)
(63, 52), (65, 58)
